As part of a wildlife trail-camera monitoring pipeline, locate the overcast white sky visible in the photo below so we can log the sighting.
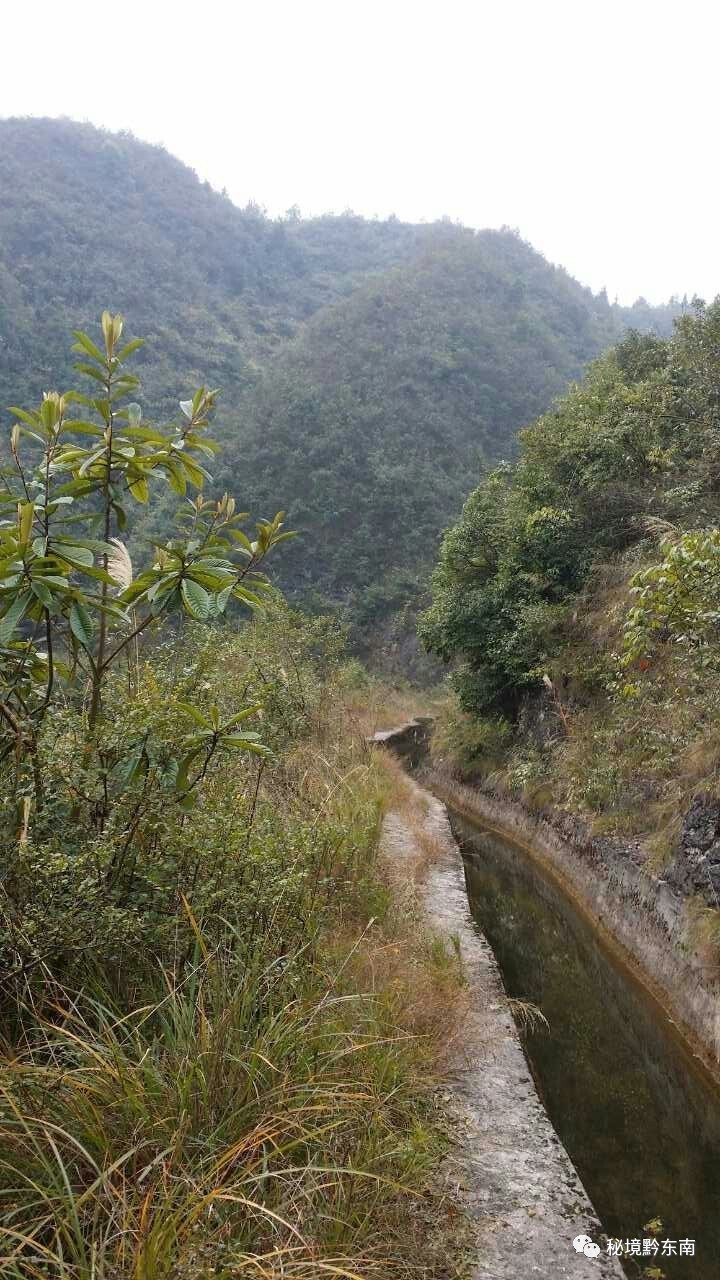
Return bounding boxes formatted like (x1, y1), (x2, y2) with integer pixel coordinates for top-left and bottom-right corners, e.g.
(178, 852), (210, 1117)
(2, 0), (716, 304)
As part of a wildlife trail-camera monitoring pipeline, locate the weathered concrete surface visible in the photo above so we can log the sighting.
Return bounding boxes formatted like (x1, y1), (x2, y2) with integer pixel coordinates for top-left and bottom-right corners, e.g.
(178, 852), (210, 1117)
(422, 765), (720, 1073)
(369, 717), (432, 753)
(377, 737), (623, 1279)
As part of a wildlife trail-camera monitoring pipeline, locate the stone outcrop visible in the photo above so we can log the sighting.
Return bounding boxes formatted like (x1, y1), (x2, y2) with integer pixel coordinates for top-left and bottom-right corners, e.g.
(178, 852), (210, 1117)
(670, 793), (720, 899)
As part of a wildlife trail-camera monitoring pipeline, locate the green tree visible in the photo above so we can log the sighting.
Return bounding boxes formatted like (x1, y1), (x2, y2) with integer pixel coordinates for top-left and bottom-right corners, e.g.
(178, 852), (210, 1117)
(0, 313), (290, 826)
(624, 529), (720, 663)
(419, 329), (678, 715)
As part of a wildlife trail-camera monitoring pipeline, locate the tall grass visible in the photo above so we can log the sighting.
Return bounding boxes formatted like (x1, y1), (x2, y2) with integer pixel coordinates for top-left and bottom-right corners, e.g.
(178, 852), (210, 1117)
(0, 619), (468, 1277)
(0, 672), (467, 1276)
(0, 924), (446, 1279)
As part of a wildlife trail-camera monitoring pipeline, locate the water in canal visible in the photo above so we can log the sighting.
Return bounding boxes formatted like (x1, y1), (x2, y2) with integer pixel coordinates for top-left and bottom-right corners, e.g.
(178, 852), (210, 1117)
(450, 809), (720, 1279)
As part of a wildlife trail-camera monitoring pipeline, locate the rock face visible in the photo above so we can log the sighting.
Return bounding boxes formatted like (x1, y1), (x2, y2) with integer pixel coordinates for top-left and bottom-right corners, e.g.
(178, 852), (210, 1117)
(670, 793), (720, 899)
(509, 701), (720, 906)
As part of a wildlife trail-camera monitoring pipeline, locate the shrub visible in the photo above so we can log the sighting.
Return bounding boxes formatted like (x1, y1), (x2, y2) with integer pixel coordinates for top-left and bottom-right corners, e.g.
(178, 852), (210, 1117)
(0, 317), (291, 996)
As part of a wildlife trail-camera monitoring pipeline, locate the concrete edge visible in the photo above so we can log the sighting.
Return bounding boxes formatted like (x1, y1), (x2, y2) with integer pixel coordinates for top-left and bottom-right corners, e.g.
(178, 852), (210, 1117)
(422, 767), (720, 1079)
(376, 730), (623, 1278)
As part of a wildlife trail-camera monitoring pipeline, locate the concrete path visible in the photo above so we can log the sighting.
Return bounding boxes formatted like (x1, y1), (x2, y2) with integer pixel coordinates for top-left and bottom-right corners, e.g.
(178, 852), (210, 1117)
(380, 766), (624, 1279)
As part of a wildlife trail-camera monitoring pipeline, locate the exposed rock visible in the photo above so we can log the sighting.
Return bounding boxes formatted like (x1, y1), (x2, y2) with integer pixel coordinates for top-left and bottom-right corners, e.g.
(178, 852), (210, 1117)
(681, 793), (720, 855)
(665, 793), (720, 899)
(706, 840), (720, 866)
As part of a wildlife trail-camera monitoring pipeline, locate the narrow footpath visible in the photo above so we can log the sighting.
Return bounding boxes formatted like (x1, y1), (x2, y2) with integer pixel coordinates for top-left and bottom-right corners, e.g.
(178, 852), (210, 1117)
(376, 727), (623, 1279)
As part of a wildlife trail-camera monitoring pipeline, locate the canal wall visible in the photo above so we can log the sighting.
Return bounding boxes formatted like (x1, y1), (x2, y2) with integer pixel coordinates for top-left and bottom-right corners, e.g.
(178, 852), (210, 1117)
(416, 751), (720, 1074)
(375, 724), (624, 1279)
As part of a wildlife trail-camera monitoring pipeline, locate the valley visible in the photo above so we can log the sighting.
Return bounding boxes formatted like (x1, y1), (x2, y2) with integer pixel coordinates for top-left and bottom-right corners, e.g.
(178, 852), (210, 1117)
(0, 113), (717, 1280)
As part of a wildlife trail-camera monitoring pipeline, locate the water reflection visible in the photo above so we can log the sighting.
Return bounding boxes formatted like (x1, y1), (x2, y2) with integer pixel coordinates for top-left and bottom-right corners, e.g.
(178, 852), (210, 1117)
(453, 811), (720, 1280)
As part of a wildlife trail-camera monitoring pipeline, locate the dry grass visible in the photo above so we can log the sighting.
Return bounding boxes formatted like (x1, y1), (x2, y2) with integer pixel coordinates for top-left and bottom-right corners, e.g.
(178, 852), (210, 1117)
(507, 998), (550, 1035)
(643, 809), (684, 873)
(262, 692), (468, 1052)
(686, 897), (720, 970)
(368, 752), (471, 1069)
(0, 674), (473, 1280)
(0, 941), (449, 1279)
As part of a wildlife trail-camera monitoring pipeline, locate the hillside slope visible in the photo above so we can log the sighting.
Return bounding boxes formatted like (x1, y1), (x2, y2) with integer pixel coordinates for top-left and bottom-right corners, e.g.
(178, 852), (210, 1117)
(227, 229), (671, 635)
(421, 303), (720, 916)
(0, 117), (431, 416)
(0, 116), (677, 642)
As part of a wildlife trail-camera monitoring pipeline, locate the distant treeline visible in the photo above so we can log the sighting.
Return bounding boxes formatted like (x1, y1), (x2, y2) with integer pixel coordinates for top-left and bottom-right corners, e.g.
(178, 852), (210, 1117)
(0, 116), (679, 648)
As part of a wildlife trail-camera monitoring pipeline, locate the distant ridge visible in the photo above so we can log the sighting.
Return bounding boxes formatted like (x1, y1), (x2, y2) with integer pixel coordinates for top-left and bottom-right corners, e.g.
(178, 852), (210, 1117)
(0, 116), (678, 649)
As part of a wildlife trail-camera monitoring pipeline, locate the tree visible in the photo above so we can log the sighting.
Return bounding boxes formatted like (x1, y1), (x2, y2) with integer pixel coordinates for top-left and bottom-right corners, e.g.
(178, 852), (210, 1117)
(0, 313), (291, 827)
(624, 530), (720, 663)
(419, 330), (677, 716)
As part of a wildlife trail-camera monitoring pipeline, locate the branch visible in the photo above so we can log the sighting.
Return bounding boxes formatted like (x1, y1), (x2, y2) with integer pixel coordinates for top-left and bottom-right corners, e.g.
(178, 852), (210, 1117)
(101, 611), (156, 671)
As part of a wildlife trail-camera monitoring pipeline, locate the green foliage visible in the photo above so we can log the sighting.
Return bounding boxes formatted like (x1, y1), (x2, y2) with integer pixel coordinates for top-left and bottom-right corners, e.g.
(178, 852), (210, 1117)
(0, 318), (467, 1277)
(0, 605), (343, 989)
(0, 678), (457, 1277)
(625, 530), (720, 662)
(0, 121), (380, 417)
(0, 117), (462, 422)
(434, 700), (513, 777)
(0, 315), (289, 817)
(421, 311), (720, 716)
(0, 117), (677, 647)
(0, 599), (463, 1276)
(228, 230), (674, 636)
(425, 300), (720, 888)
(0, 316), (294, 986)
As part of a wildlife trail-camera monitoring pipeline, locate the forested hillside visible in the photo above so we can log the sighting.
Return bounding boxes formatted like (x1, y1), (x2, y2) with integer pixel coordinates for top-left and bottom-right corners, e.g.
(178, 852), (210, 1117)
(229, 229), (657, 635)
(0, 116), (677, 645)
(422, 302), (720, 913)
(0, 118), (428, 413)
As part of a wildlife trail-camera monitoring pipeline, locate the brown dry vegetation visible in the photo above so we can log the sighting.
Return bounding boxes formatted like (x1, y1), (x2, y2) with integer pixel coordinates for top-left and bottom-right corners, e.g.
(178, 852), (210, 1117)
(0, 625), (472, 1280)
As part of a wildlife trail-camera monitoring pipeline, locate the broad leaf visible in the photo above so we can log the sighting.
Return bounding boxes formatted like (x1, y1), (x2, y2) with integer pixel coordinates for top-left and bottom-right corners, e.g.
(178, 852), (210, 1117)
(176, 701), (209, 726)
(128, 475), (149, 503)
(0, 591), (31, 645)
(72, 330), (106, 364)
(180, 578), (211, 619)
(69, 600), (95, 648)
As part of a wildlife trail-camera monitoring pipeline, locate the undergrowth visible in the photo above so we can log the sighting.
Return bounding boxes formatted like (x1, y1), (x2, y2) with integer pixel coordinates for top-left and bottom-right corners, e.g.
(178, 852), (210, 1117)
(431, 552), (720, 961)
(433, 550), (720, 840)
(0, 612), (467, 1279)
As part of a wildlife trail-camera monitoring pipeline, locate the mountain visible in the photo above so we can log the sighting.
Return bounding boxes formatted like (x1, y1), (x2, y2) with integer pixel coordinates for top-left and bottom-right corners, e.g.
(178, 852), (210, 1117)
(219, 230), (678, 646)
(0, 117), (431, 417)
(0, 116), (678, 650)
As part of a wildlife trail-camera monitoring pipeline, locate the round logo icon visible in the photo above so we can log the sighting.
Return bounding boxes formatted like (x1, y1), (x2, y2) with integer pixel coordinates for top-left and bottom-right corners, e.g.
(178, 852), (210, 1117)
(573, 1234), (601, 1259)
(573, 1235), (593, 1254)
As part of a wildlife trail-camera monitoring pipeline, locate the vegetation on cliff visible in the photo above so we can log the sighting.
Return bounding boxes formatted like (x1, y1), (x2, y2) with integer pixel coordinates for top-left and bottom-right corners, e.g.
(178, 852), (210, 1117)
(422, 302), (720, 917)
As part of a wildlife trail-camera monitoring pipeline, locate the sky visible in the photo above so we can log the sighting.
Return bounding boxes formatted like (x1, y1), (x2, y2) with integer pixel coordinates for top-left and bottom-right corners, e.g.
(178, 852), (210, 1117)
(2, 0), (717, 305)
